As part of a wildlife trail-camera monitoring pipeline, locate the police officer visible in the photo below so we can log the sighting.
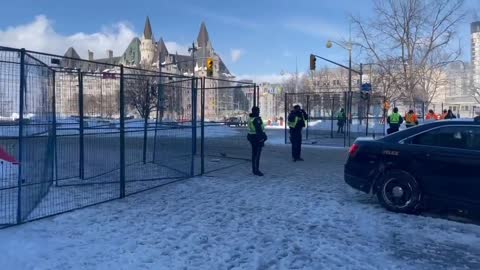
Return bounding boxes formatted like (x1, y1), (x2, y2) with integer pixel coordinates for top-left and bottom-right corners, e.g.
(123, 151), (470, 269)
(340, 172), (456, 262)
(387, 107), (403, 134)
(247, 106), (267, 176)
(288, 105), (308, 162)
(337, 108), (346, 134)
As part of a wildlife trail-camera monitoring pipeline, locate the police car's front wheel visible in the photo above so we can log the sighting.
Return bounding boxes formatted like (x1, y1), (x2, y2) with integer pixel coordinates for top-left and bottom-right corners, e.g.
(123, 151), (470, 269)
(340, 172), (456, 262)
(376, 170), (422, 214)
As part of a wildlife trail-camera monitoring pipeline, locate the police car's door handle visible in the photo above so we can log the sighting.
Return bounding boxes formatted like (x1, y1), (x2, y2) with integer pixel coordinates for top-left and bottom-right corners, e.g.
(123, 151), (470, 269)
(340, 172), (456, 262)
(425, 153), (431, 158)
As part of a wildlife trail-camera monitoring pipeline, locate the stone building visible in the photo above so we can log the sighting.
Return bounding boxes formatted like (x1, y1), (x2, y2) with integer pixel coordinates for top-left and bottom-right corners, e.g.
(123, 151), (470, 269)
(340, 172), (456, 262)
(55, 17), (238, 120)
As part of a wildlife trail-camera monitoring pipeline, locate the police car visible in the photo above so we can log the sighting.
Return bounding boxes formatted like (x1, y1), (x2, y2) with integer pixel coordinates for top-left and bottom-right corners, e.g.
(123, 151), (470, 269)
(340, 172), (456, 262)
(345, 119), (480, 214)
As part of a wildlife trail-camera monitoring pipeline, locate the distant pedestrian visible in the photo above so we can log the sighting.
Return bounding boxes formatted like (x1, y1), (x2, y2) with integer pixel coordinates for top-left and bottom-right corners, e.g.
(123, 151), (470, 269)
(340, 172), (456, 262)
(336, 108), (346, 134)
(404, 109), (419, 128)
(288, 104), (308, 162)
(387, 107), (403, 134)
(440, 109), (448, 119)
(247, 106), (267, 176)
(444, 109), (457, 119)
(425, 109), (438, 120)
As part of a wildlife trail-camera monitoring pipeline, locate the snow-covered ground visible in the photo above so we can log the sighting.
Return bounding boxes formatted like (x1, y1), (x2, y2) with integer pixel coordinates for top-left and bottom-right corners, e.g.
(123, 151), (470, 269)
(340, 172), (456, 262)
(266, 119), (438, 135)
(1, 145), (479, 270)
(0, 118), (240, 138)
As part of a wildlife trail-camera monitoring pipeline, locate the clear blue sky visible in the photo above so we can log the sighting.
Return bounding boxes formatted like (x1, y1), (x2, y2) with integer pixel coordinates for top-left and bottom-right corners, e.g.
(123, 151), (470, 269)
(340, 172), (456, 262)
(0, 0), (478, 82)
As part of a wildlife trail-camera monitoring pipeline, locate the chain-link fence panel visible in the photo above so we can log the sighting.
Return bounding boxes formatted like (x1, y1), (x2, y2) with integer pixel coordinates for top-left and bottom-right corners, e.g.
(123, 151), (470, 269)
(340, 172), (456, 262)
(286, 92), (348, 146)
(20, 52), (55, 222)
(0, 48), (21, 226)
(198, 77), (255, 174)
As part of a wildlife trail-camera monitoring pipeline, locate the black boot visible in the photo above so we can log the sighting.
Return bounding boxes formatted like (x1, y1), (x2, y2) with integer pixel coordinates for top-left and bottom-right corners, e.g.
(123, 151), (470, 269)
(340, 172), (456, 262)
(254, 171), (264, 176)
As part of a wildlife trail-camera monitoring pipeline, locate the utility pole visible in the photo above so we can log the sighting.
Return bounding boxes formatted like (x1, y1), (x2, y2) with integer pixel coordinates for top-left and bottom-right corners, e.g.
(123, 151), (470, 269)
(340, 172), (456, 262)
(188, 42), (197, 76)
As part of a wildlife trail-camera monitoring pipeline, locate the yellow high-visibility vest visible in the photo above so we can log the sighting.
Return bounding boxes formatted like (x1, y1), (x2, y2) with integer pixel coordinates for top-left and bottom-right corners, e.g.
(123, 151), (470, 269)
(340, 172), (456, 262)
(248, 117), (265, 134)
(389, 113), (400, 124)
(288, 115), (305, 128)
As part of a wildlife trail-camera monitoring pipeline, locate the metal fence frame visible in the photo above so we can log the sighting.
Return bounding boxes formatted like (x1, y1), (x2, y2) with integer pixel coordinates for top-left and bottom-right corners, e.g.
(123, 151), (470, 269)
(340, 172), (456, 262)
(0, 46), (256, 228)
(284, 91), (387, 147)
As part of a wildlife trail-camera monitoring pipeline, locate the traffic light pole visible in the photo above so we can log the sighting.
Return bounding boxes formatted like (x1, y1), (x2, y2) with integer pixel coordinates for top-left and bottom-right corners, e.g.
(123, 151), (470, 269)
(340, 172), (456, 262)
(311, 54), (362, 76)
(347, 49), (352, 146)
(310, 54), (363, 146)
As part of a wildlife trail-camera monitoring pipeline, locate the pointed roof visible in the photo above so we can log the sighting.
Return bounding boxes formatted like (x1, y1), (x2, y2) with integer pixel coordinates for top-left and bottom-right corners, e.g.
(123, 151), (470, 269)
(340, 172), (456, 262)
(120, 37), (141, 66)
(64, 47), (81, 59)
(158, 38), (168, 55)
(197, 22), (210, 47)
(157, 37), (169, 64)
(144, 16), (153, 40)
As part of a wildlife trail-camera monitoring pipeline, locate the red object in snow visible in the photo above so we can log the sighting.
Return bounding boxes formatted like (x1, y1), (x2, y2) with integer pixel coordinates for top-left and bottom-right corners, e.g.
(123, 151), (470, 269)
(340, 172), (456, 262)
(0, 147), (18, 164)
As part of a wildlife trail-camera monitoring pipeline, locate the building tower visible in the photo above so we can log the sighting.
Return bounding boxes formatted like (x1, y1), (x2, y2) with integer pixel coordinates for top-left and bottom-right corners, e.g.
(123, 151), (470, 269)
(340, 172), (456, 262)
(140, 16), (156, 67)
(196, 22), (214, 70)
(472, 21), (480, 87)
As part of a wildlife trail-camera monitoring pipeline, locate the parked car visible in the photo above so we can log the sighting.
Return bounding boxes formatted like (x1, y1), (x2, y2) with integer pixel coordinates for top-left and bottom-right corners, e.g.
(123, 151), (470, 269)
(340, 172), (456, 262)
(345, 119), (480, 214)
(226, 117), (241, 127)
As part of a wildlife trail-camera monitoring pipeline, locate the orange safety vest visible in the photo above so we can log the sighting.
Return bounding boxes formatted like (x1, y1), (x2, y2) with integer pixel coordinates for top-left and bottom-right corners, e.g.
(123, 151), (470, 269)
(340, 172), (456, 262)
(405, 113), (418, 125)
(426, 113), (437, 120)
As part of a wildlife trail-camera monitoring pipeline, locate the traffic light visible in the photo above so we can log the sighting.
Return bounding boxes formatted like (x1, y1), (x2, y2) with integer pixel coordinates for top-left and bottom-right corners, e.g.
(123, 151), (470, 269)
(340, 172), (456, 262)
(207, 58), (214, 76)
(309, 54), (316, 71)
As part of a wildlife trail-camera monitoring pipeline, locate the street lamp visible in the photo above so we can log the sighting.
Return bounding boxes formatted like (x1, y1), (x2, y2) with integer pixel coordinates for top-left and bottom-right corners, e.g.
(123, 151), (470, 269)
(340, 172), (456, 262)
(326, 40), (353, 94)
(327, 39), (354, 145)
(188, 42), (197, 76)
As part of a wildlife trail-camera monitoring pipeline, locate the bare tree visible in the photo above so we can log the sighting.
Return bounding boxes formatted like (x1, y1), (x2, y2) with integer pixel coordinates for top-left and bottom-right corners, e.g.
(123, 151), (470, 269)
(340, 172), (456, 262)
(124, 71), (158, 120)
(470, 84), (480, 103)
(352, 0), (465, 105)
(417, 55), (449, 106)
(369, 59), (403, 102)
(103, 92), (120, 119)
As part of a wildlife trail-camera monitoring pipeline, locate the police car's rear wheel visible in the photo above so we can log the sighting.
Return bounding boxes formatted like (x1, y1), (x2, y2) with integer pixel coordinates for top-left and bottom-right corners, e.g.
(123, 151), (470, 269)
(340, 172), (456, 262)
(376, 171), (421, 214)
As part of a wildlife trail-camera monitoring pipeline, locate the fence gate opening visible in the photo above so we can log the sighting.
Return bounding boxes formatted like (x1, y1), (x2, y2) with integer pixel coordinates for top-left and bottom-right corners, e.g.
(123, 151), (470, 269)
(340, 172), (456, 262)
(198, 77), (256, 174)
(284, 92), (386, 147)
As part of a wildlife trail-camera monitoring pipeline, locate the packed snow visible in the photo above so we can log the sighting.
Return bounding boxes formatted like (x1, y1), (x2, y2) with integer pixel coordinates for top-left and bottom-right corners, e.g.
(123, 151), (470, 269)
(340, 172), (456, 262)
(0, 145), (479, 270)
(0, 118), (241, 138)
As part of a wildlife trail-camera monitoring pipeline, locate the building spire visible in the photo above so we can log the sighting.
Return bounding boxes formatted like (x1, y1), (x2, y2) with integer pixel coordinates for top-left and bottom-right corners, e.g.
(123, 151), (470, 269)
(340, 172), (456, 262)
(144, 16), (153, 40)
(197, 22), (210, 47)
(158, 38), (168, 54)
(158, 37), (169, 63)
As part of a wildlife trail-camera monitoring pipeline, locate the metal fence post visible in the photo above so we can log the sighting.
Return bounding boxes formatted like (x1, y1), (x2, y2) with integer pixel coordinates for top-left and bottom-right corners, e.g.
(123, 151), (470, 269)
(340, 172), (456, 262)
(348, 91), (353, 146)
(284, 92), (288, 145)
(78, 69), (84, 180)
(16, 48), (26, 224)
(52, 70), (58, 186)
(383, 96), (387, 136)
(152, 74), (162, 163)
(306, 95), (310, 140)
(201, 77), (205, 175)
(119, 65), (126, 198)
(343, 92), (347, 147)
(253, 83), (257, 107)
(331, 97), (334, 139)
(257, 85), (260, 108)
(142, 81), (149, 164)
(192, 78), (197, 157)
(366, 95), (370, 136)
(422, 102), (426, 120)
(191, 77), (197, 177)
